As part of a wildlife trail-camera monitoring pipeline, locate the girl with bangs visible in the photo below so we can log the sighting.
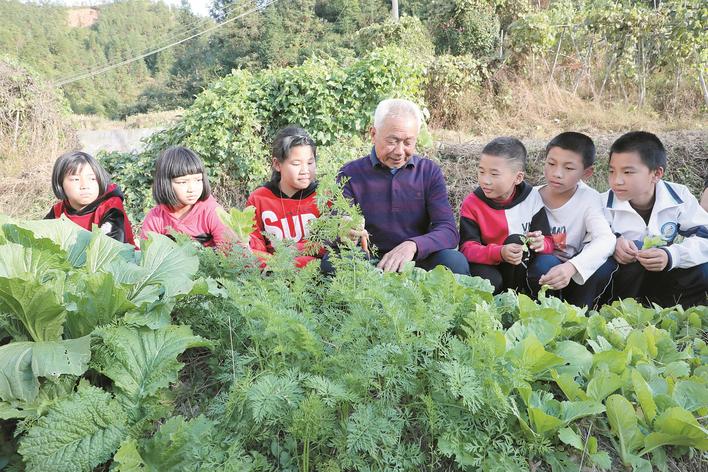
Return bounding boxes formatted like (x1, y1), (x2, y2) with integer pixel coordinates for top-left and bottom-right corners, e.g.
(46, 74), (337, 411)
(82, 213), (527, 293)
(46, 151), (136, 246)
(140, 146), (230, 248)
(246, 126), (323, 267)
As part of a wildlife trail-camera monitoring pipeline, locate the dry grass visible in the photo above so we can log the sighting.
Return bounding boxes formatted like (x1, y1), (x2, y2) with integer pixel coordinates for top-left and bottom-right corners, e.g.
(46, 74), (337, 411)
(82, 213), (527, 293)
(0, 61), (79, 179)
(0, 60), (80, 217)
(0, 106), (185, 218)
(0, 161), (55, 219)
(431, 77), (706, 142)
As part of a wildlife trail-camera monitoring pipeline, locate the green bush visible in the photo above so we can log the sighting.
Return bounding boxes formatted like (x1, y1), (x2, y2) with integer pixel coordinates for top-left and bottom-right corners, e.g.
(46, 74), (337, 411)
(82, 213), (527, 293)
(429, 0), (500, 57)
(425, 54), (489, 128)
(354, 15), (435, 58)
(1, 200), (706, 472)
(102, 46), (428, 222)
(99, 150), (155, 223)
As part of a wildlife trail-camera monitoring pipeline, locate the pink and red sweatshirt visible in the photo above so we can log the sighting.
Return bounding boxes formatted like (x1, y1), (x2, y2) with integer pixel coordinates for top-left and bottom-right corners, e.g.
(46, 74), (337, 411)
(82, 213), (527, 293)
(140, 195), (230, 248)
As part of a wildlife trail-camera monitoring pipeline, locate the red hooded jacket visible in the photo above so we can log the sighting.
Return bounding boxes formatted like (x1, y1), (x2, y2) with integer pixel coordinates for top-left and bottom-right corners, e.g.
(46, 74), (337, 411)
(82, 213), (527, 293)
(45, 183), (136, 246)
(246, 181), (322, 268)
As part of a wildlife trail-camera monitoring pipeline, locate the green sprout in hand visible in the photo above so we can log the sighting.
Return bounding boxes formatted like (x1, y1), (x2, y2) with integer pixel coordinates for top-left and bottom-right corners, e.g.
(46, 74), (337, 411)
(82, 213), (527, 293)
(519, 235), (531, 268)
(642, 234), (667, 250)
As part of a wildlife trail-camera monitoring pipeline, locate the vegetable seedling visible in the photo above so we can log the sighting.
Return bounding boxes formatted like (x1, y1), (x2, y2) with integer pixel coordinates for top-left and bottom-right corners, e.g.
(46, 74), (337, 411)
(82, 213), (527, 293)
(642, 234), (667, 250)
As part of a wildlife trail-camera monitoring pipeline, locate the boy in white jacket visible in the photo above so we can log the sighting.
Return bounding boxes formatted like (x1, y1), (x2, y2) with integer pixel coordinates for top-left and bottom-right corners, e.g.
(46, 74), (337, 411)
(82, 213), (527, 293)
(527, 132), (617, 308)
(603, 131), (708, 307)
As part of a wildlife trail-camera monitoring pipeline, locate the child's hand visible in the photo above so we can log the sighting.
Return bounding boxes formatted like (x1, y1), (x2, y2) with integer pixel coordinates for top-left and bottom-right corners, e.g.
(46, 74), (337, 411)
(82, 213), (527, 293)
(501, 243), (524, 265)
(538, 261), (577, 290)
(525, 231), (545, 252)
(636, 248), (669, 272)
(613, 237), (638, 264)
(341, 216), (369, 253)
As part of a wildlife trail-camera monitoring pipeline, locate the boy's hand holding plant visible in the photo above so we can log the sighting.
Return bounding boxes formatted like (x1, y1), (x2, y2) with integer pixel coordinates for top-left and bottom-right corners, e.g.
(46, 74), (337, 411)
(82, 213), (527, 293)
(523, 231), (545, 252)
(613, 237), (639, 264)
(501, 243), (524, 265)
(636, 249), (668, 271)
(637, 234), (668, 271)
(539, 261), (577, 290)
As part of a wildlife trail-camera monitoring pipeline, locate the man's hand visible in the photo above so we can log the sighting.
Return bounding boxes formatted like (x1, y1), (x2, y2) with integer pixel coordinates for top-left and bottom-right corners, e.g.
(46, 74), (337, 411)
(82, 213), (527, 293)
(636, 248), (669, 272)
(377, 241), (417, 272)
(501, 243), (524, 265)
(539, 261), (577, 290)
(525, 231), (545, 252)
(613, 237), (638, 264)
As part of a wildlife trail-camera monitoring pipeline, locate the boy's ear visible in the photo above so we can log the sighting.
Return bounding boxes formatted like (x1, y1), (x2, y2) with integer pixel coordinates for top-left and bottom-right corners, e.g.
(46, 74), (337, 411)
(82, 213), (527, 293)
(514, 170), (525, 185)
(652, 166), (665, 182)
(583, 165), (594, 181)
(272, 158), (281, 172)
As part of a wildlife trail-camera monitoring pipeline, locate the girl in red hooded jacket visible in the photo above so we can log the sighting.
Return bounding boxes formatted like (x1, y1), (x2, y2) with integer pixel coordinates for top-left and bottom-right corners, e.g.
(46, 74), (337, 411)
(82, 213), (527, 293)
(45, 151), (135, 245)
(246, 126), (323, 267)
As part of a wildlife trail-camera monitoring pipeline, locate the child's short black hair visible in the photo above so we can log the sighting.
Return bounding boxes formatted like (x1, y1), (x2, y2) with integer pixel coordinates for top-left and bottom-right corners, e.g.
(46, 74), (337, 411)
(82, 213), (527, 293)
(482, 137), (527, 171)
(270, 126), (317, 183)
(609, 131), (667, 171)
(51, 151), (110, 200)
(546, 132), (596, 168)
(152, 146), (211, 207)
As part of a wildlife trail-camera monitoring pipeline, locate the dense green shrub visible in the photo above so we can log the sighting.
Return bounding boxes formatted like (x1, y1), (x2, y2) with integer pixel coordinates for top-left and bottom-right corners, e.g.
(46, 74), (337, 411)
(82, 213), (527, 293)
(0, 220), (215, 471)
(354, 15), (435, 57)
(425, 54), (489, 128)
(427, 0), (500, 57)
(101, 46), (427, 221)
(1, 199), (706, 471)
(171, 226), (708, 471)
(99, 150), (156, 223)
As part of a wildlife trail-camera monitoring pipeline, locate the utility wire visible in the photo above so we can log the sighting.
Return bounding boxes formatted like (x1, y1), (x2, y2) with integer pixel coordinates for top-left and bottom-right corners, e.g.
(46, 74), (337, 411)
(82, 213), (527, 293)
(54, 0), (279, 87)
(53, 0), (250, 85)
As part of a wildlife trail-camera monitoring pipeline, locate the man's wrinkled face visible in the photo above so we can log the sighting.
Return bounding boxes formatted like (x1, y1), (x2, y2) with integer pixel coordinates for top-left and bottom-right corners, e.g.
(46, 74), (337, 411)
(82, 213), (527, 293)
(371, 115), (419, 169)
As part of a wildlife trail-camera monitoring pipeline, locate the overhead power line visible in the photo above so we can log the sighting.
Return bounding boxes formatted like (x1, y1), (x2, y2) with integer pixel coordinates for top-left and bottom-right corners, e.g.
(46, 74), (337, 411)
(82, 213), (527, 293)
(53, 0), (279, 87)
(53, 0), (249, 85)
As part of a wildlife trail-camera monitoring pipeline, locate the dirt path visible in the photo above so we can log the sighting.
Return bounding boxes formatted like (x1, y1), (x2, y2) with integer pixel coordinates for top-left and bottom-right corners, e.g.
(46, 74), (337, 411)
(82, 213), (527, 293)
(77, 128), (162, 156)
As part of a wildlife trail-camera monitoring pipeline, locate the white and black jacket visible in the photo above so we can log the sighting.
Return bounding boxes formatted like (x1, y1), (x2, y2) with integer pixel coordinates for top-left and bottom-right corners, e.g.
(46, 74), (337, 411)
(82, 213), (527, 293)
(602, 180), (708, 270)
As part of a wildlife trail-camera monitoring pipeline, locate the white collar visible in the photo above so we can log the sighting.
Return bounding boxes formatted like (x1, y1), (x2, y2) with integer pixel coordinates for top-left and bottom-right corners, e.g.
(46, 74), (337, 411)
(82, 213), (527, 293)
(607, 180), (682, 212)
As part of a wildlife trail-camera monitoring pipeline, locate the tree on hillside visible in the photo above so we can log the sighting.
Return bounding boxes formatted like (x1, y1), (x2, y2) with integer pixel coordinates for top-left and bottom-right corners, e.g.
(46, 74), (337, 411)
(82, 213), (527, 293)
(0, 0), (211, 117)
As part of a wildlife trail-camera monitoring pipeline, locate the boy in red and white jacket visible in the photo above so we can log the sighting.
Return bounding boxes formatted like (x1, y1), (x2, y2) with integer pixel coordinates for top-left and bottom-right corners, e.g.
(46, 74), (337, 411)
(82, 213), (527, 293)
(459, 137), (552, 294)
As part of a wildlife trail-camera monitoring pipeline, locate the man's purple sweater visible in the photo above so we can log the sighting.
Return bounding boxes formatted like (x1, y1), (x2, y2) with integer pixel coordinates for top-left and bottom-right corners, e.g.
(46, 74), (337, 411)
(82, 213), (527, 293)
(339, 149), (460, 260)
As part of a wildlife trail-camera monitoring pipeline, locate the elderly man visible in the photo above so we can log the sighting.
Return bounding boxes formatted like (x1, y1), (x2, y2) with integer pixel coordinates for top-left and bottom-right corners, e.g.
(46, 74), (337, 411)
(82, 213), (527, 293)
(338, 98), (469, 275)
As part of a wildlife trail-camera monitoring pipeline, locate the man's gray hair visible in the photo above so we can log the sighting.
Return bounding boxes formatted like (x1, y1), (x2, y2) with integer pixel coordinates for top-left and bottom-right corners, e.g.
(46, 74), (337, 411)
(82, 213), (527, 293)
(373, 98), (423, 131)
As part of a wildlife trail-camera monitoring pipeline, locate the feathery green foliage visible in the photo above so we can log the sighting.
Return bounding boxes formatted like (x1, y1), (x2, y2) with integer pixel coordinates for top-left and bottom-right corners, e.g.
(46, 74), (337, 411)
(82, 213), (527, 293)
(0, 213), (706, 471)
